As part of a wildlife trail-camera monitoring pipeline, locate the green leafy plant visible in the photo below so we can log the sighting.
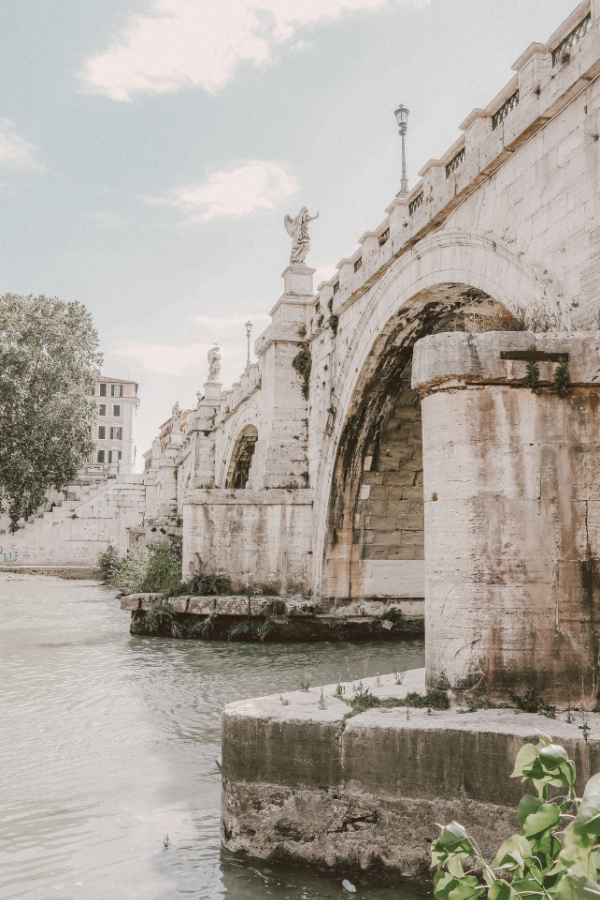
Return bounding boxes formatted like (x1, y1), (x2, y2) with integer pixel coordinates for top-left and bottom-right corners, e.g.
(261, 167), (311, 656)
(138, 535), (182, 594)
(96, 544), (121, 582)
(525, 345), (540, 395)
(118, 551), (149, 595)
(432, 733), (600, 900)
(292, 348), (312, 400)
(458, 696), (496, 714)
(173, 553), (232, 597)
(342, 688), (449, 720)
(144, 598), (176, 632)
(509, 687), (555, 716)
(553, 357), (571, 397)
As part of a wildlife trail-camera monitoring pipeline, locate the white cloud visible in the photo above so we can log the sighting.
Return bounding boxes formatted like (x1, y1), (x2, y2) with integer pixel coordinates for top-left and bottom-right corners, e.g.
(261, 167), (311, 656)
(195, 313), (270, 328)
(79, 0), (428, 101)
(0, 119), (44, 172)
(114, 340), (212, 376)
(147, 160), (298, 223)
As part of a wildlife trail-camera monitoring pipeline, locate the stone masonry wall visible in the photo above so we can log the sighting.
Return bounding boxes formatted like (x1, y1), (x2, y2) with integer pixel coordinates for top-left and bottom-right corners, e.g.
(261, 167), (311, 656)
(0, 476), (145, 569)
(359, 369), (424, 565)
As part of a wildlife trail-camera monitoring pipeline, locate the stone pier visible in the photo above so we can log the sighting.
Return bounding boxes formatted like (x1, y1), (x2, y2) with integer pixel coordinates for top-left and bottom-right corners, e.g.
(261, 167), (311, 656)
(221, 670), (600, 879)
(413, 331), (600, 708)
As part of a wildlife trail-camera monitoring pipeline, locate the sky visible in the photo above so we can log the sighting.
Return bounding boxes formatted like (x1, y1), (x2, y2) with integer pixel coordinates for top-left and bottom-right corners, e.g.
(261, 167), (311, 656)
(0, 0), (579, 469)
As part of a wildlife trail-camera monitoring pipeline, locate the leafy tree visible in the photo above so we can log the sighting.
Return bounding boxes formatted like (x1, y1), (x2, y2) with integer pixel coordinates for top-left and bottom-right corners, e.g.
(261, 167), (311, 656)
(432, 733), (600, 900)
(0, 293), (102, 531)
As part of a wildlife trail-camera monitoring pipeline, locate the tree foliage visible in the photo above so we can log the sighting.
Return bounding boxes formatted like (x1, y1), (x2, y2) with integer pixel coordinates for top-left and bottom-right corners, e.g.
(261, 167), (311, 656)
(0, 293), (102, 531)
(432, 734), (600, 900)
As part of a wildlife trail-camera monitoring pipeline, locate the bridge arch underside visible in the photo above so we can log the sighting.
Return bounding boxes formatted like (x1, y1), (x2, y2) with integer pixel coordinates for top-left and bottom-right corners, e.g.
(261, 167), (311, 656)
(225, 425), (258, 489)
(323, 283), (509, 604)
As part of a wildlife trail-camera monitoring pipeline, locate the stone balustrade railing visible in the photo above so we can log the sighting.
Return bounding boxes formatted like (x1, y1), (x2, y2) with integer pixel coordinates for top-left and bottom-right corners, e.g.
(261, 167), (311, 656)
(310, 0), (596, 326)
(216, 361), (261, 424)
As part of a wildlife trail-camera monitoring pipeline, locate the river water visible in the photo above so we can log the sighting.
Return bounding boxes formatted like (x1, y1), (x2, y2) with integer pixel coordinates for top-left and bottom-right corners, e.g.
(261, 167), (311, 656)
(0, 576), (426, 900)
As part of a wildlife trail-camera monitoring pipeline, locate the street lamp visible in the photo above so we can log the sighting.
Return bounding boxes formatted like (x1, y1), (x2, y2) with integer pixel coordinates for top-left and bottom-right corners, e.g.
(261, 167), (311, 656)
(394, 104), (410, 198)
(245, 320), (252, 371)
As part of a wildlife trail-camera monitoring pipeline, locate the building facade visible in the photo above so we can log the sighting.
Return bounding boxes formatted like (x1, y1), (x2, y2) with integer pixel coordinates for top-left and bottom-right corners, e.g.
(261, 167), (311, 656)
(85, 375), (140, 477)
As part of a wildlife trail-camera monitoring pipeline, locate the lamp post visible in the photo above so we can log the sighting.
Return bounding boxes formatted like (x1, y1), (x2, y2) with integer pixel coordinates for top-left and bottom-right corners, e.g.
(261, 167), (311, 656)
(394, 104), (410, 198)
(245, 321), (252, 371)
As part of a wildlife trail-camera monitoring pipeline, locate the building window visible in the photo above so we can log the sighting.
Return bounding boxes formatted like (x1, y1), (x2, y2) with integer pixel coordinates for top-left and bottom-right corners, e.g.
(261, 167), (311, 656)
(111, 384), (122, 397)
(98, 404), (106, 416)
(98, 426), (106, 439)
(99, 384), (107, 396)
(97, 450), (105, 463)
(113, 404), (121, 417)
(110, 427), (122, 440)
(109, 450), (120, 463)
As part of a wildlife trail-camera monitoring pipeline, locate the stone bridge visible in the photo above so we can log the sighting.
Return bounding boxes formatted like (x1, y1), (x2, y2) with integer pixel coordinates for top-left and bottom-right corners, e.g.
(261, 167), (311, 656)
(144, 0), (600, 707)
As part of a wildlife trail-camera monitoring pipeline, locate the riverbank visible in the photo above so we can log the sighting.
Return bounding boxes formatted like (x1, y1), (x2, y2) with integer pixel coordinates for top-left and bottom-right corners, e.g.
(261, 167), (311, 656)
(0, 565), (97, 579)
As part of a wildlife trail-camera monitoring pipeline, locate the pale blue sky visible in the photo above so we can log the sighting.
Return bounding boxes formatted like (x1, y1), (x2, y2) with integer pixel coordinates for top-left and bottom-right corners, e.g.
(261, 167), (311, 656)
(0, 0), (578, 466)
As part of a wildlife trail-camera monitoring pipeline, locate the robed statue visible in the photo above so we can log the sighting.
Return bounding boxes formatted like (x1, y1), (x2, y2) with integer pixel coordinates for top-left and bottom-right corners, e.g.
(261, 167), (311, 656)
(284, 207), (319, 265)
(207, 344), (221, 382)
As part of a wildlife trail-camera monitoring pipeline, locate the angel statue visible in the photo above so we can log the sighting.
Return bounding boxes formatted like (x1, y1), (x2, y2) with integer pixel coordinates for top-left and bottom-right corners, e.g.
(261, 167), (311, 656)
(207, 344), (221, 382)
(284, 207), (319, 265)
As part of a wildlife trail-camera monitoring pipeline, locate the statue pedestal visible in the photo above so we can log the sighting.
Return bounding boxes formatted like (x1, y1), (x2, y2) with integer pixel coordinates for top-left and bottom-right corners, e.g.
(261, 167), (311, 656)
(204, 381), (222, 403)
(282, 265), (315, 298)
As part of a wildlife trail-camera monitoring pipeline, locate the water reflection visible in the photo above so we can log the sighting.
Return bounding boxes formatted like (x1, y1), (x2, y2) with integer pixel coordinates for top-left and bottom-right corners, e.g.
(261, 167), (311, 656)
(0, 577), (424, 899)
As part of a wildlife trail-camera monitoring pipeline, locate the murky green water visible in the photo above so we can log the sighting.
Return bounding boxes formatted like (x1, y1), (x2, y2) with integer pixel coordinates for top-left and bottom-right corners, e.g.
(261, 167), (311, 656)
(0, 577), (426, 900)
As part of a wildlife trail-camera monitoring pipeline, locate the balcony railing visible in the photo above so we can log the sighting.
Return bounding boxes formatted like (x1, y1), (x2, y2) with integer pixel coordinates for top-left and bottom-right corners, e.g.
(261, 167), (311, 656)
(492, 90), (520, 131)
(553, 13), (592, 66)
(409, 192), (424, 216)
(446, 147), (466, 178)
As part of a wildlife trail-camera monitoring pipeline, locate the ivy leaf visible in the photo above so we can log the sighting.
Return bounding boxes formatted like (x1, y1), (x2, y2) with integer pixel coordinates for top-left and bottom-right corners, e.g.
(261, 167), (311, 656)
(447, 857), (466, 879)
(431, 823), (475, 868)
(434, 872), (485, 900)
(558, 826), (596, 879)
(556, 873), (600, 900)
(574, 774), (600, 837)
(492, 835), (533, 871)
(537, 733), (553, 748)
(518, 794), (544, 830)
(539, 745), (570, 768)
(521, 803), (561, 839)
(512, 744), (540, 779)
(488, 881), (520, 900)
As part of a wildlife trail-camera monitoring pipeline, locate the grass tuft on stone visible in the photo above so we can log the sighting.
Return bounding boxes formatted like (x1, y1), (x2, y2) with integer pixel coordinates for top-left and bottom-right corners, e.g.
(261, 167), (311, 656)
(342, 687), (449, 720)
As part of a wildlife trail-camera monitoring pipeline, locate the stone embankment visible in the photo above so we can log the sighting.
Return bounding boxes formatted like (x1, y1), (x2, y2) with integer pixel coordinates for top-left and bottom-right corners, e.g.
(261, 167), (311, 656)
(221, 669), (600, 880)
(121, 594), (424, 642)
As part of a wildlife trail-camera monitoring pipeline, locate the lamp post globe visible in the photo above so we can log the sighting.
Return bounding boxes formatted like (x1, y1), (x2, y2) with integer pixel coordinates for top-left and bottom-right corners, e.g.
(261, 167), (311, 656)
(394, 104), (410, 198)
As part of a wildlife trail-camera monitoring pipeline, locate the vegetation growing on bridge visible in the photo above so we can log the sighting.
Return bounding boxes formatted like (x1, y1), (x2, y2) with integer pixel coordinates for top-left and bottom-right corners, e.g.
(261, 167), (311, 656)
(292, 348), (312, 399)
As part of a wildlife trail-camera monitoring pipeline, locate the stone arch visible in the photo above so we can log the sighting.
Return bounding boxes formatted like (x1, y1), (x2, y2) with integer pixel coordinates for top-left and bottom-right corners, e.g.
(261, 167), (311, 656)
(215, 402), (259, 488)
(225, 425), (259, 489)
(310, 231), (555, 599)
